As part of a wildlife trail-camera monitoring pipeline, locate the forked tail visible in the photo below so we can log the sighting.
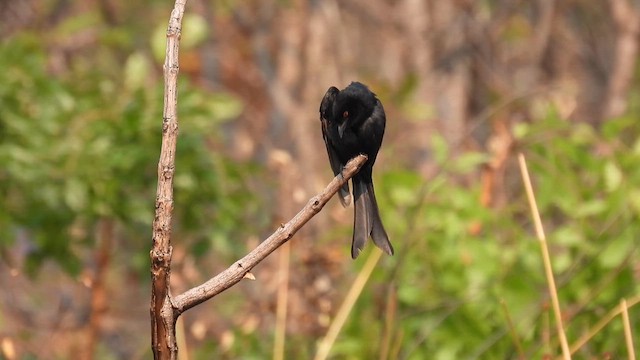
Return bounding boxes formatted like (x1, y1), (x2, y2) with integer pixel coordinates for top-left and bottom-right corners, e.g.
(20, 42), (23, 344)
(351, 179), (394, 259)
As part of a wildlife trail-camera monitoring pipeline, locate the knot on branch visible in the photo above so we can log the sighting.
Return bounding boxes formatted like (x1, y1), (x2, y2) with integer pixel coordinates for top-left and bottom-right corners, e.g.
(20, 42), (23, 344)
(162, 165), (175, 179)
(311, 197), (323, 212)
(151, 247), (173, 267)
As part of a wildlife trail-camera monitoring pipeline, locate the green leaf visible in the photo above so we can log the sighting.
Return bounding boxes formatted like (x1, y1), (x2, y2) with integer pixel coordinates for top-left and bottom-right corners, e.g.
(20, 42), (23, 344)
(382, 170), (422, 207)
(151, 22), (167, 62)
(604, 161), (622, 192)
(633, 137), (640, 156)
(573, 199), (606, 218)
(124, 52), (150, 90)
(65, 178), (89, 211)
(553, 226), (584, 246)
(451, 152), (489, 173)
(431, 134), (449, 165)
(570, 123), (597, 144)
(398, 282), (424, 305)
(182, 14), (209, 49)
(513, 122), (530, 139)
(208, 93), (244, 122)
(599, 235), (633, 268)
(628, 189), (640, 216)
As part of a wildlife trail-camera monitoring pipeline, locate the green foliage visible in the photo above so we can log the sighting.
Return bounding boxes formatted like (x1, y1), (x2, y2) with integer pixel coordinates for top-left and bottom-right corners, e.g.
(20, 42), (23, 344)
(0, 35), (258, 275)
(325, 106), (639, 358)
(2, 8), (638, 358)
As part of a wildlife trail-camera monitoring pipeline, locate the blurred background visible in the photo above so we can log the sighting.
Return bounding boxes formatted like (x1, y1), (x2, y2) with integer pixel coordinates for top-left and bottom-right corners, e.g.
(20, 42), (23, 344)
(1, 0), (640, 359)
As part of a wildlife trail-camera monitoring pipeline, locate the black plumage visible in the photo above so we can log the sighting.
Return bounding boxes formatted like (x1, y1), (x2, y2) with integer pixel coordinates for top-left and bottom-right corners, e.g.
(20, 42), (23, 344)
(319, 82), (394, 259)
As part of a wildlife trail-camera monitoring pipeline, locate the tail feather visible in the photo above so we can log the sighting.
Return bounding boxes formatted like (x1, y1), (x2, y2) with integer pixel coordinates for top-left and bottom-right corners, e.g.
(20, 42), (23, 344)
(352, 180), (371, 259)
(338, 183), (351, 207)
(366, 182), (394, 256)
(351, 179), (393, 259)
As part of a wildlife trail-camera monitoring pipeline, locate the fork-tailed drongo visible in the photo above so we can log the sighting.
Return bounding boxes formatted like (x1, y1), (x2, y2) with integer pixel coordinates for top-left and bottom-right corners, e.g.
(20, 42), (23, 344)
(319, 82), (394, 259)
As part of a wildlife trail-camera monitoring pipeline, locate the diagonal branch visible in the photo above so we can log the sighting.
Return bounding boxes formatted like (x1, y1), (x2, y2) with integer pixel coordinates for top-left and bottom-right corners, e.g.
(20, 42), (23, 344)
(172, 154), (368, 314)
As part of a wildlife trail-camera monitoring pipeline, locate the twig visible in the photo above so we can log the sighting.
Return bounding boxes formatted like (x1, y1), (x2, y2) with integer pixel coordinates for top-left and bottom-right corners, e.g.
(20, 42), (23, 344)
(172, 154), (369, 313)
(517, 153), (571, 360)
(314, 248), (383, 360)
(621, 298), (636, 360)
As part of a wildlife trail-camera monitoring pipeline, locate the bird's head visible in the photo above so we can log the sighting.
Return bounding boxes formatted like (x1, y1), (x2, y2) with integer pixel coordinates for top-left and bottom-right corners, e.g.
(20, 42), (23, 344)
(333, 82), (377, 138)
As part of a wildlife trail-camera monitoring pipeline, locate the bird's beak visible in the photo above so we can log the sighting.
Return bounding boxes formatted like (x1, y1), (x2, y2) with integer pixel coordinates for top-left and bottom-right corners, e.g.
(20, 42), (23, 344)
(338, 121), (347, 138)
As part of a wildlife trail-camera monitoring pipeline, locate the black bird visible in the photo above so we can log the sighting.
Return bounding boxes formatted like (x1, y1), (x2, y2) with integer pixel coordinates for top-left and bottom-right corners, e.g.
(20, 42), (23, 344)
(319, 82), (394, 259)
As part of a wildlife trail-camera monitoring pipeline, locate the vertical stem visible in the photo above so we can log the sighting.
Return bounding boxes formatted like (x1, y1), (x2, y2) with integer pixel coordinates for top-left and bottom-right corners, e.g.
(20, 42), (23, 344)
(151, 1), (187, 359)
(314, 249), (382, 360)
(517, 153), (571, 360)
(85, 218), (113, 360)
(379, 285), (397, 360)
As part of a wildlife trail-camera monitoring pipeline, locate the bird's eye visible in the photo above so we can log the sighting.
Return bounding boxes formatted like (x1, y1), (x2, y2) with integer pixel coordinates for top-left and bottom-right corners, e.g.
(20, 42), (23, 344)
(343, 111), (349, 118)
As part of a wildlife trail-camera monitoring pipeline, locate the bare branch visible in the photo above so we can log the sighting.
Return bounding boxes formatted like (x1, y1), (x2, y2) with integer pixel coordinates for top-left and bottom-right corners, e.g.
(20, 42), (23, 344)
(173, 154), (368, 314)
(150, 1), (186, 359)
(150, 3), (368, 359)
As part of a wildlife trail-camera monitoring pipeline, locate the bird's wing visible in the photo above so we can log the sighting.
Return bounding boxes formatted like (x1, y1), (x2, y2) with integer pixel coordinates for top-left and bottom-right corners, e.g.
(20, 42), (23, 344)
(320, 87), (351, 206)
(320, 87), (344, 177)
(359, 98), (386, 167)
(321, 120), (342, 174)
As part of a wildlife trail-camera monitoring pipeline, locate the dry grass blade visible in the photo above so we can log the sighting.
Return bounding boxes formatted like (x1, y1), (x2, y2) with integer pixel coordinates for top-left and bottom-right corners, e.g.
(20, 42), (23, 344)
(517, 153), (571, 360)
(621, 299), (636, 360)
(273, 243), (291, 360)
(379, 286), (397, 360)
(314, 249), (383, 360)
(568, 294), (640, 355)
